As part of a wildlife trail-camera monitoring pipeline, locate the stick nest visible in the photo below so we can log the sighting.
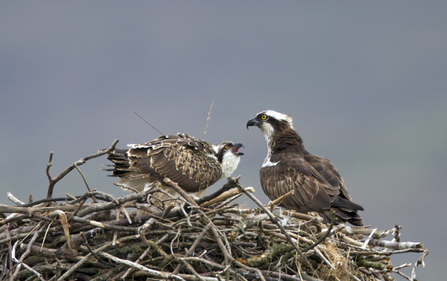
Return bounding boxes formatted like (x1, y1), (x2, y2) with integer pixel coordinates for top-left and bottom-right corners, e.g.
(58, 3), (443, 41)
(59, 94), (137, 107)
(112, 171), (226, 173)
(0, 141), (428, 281)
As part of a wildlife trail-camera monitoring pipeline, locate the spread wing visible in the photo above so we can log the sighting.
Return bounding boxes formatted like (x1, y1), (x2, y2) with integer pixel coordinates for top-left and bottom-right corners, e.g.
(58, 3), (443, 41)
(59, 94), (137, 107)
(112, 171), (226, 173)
(107, 133), (223, 193)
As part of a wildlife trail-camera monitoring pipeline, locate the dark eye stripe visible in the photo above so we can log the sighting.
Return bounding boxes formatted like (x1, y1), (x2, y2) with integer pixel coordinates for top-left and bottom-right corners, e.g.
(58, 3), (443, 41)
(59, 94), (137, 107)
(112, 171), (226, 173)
(217, 147), (225, 163)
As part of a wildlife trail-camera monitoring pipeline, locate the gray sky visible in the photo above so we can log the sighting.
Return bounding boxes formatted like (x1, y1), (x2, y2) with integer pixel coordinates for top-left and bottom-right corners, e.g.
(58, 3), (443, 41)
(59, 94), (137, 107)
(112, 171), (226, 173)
(1, 2), (446, 279)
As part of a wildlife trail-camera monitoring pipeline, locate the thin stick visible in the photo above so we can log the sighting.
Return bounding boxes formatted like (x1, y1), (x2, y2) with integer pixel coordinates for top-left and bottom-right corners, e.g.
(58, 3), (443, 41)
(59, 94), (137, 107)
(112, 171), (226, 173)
(2, 143), (430, 281)
(173, 222), (212, 274)
(74, 163), (98, 203)
(265, 189), (294, 210)
(301, 212), (336, 253)
(46, 139), (119, 198)
(236, 182), (309, 266)
(204, 99), (214, 141)
(99, 251), (185, 281)
(11, 241), (45, 281)
(134, 111), (164, 135)
(58, 235), (141, 281)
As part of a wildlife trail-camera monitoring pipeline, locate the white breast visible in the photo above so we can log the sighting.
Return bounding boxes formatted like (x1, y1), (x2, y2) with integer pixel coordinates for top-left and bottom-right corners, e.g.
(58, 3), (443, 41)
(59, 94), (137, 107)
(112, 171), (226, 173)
(220, 153), (241, 178)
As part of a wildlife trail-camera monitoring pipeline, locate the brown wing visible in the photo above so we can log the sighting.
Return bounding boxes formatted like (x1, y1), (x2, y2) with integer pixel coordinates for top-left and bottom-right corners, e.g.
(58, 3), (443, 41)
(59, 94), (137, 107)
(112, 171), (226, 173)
(304, 153), (351, 200)
(260, 152), (339, 213)
(108, 133), (223, 193)
(260, 151), (363, 225)
(305, 153), (364, 225)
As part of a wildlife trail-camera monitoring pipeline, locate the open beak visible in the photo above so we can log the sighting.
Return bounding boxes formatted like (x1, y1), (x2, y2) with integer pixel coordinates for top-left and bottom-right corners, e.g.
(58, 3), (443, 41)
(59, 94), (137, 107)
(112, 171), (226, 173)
(232, 143), (244, 155)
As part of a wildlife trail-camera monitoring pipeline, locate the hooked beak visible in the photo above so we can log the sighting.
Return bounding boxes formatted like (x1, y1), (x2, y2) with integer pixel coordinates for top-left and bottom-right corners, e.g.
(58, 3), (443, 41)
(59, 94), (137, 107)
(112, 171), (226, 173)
(246, 118), (258, 129)
(232, 143), (244, 155)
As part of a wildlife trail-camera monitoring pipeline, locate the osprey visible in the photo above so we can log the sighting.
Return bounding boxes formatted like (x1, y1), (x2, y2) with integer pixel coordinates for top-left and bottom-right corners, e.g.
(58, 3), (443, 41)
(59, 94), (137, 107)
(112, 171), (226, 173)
(106, 133), (244, 205)
(247, 110), (363, 226)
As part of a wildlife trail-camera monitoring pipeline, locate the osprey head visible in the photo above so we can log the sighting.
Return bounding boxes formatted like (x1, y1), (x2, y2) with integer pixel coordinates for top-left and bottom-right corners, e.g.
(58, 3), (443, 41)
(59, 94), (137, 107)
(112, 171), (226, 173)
(246, 110), (293, 141)
(212, 141), (244, 178)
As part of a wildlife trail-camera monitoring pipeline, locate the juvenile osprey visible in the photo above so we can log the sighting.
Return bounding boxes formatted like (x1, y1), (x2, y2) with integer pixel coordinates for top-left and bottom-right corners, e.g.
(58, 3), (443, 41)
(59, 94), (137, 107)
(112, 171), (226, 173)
(247, 110), (363, 226)
(106, 133), (244, 205)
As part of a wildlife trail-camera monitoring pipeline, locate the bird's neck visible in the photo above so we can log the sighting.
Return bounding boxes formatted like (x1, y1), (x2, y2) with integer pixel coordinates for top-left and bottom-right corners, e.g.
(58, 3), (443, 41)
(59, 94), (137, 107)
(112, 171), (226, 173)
(220, 154), (241, 178)
(267, 129), (305, 155)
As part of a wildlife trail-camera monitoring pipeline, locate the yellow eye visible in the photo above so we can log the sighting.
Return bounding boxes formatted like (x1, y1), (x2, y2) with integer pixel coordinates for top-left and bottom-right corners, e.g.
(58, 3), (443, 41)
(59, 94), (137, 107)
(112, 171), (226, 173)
(224, 145), (230, 149)
(261, 114), (267, 120)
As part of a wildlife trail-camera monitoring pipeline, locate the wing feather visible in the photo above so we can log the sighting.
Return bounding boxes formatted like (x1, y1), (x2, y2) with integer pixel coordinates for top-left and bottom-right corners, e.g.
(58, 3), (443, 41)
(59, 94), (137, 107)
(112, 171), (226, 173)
(305, 153), (351, 200)
(261, 153), (333, 213)
(108, 133), (223, 193)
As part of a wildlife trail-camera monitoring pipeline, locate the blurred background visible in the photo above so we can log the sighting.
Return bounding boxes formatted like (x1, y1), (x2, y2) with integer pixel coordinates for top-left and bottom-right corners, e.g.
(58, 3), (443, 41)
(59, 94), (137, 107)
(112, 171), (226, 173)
(1, 2), (445, 279)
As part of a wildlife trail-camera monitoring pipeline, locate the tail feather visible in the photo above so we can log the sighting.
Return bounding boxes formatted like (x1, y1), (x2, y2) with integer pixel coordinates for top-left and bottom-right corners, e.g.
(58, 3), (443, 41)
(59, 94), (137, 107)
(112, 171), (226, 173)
(322, 208), (364, 226)
(105, 149), (131, 177)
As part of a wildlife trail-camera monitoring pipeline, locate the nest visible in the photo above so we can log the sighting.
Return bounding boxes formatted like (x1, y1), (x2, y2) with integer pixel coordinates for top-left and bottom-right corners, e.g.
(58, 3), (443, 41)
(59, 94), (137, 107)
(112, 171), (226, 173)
(0, 140), (428, 281)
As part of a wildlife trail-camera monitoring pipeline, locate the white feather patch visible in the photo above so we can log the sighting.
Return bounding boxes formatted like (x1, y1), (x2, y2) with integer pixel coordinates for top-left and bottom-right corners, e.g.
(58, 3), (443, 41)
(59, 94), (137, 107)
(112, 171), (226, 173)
(262, 158), (280, 167)
(260, 122), (275, 143)
(220, 151), (241, 178)
(264, 110), (293, 128)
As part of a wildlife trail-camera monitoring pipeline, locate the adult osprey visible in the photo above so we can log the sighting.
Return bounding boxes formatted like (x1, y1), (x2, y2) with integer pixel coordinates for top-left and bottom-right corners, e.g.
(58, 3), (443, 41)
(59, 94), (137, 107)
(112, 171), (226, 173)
(106, 133), (244, 205)
(247, 110), (363, 226)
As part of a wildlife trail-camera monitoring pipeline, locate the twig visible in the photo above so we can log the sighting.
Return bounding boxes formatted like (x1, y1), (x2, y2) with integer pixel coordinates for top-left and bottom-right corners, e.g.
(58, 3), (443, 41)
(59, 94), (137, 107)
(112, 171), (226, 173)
(1, 142), (429, 281)
(164, 177), (241, 280)
(236, 182), (309, 266)
(74, 163), (98, 203)
(57, 234), (141, 281)
(195, 177), (241, 206)
(173, 222), (212, 274)
(134, 111), (164, 135)
(99, 251), (185, 281)
(361, 228), (376, 249)
(200, 187), (254, 207)
(301, 212), (336, 253)
(46, 139), (119, 198)
(7, 192), (25, 206)
(11, 241), (45, 281)
(265, 189), (294, 210)
(368, 239), (423, 250)
(12, 225), (44, 279)
(411, 249), (429, 281)
(314, 246), (335, 270)
(204, 99), (214, 140)
(180, 260), (208, 281)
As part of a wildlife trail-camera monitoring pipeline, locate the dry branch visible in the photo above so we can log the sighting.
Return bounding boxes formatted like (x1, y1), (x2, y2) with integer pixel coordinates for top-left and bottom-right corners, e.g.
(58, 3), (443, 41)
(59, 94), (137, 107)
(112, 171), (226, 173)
(45, 139), (119, 198)
(0, 145), (429, 281)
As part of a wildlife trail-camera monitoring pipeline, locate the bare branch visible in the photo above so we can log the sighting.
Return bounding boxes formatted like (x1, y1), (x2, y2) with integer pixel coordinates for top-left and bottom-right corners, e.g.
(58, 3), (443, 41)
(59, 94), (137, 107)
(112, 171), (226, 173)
(46, 139), (119, 198)
(0, 146), (429, 281)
